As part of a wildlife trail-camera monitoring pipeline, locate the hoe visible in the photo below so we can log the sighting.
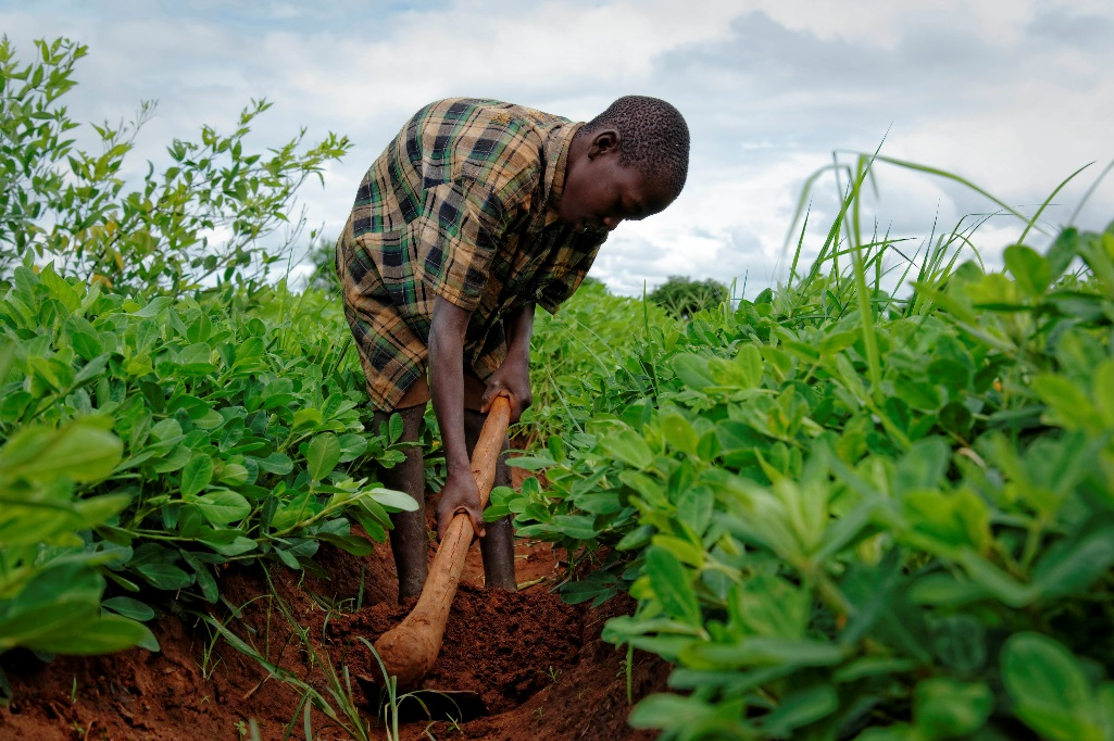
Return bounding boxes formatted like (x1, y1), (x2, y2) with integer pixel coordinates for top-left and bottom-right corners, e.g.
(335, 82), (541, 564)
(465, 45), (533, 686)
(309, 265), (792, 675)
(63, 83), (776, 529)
(360, 394), (512, 718)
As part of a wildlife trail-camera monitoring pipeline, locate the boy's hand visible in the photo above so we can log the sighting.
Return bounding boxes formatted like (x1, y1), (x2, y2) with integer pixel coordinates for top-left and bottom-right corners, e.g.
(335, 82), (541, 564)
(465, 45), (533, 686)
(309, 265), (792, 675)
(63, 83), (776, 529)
(483, 358), (531, 423)
(436, 472), (485, 540)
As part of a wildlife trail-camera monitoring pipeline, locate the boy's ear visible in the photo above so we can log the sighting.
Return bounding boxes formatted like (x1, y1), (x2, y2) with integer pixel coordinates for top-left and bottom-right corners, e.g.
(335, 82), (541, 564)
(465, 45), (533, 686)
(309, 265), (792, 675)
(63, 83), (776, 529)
(587, 129), (621, 159)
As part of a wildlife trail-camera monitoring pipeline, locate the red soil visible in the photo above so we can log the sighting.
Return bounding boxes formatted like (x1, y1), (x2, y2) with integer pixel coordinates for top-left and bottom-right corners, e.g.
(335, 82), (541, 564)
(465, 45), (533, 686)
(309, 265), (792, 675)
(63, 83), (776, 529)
(0, 486), (669, 740)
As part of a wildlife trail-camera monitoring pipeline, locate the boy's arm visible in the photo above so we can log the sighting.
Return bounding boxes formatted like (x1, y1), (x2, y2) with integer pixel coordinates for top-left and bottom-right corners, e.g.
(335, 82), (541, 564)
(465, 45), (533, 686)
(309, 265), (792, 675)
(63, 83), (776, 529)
(429, 295), (484, 540)
(483, 302), (535, 423)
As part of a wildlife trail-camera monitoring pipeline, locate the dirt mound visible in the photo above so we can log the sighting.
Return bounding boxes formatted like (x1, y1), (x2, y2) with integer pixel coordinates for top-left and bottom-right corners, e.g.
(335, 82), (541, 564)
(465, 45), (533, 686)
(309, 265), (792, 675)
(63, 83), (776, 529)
(0, 531), (668, 740)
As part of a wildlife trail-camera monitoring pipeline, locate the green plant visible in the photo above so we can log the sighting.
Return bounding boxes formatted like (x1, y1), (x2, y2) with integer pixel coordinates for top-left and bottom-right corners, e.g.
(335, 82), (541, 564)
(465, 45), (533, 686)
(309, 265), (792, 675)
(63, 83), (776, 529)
(1, 36), (349, 297)
(0, 418), (156, 656)
(199, 590), (375, 741)
(647, 275), (730, 321)
(507, 159), (1114, 739)
(0, 265), (417, 618)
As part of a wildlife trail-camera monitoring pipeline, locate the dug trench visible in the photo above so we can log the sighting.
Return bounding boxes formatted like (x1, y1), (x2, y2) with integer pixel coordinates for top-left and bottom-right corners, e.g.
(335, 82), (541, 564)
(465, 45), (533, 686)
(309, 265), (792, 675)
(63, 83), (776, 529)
(0, 475), (670, 740)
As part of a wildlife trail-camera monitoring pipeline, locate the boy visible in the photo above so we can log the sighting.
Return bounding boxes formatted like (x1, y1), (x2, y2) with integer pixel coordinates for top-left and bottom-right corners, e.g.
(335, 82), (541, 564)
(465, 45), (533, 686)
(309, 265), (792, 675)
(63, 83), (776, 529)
(337, 96), (689, 601)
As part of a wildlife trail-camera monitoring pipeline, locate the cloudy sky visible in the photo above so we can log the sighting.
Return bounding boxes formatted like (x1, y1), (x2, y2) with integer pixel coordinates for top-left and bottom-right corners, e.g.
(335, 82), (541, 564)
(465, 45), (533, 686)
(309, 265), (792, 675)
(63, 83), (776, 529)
(3, 0), (1112, 297)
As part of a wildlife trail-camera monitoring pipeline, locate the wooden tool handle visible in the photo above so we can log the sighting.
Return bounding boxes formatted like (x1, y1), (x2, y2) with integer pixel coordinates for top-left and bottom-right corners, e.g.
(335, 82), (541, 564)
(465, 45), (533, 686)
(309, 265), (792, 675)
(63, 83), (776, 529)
(372, 395), (512, 688)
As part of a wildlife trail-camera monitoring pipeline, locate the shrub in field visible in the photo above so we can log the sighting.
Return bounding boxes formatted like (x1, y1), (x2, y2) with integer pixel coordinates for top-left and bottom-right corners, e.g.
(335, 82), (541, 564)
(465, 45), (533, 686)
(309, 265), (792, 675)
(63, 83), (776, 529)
(648, 275), (730, 321)
(0, 266), (414, 653)
(0, 37), (348, 295)
(501, 192), (1114, 738)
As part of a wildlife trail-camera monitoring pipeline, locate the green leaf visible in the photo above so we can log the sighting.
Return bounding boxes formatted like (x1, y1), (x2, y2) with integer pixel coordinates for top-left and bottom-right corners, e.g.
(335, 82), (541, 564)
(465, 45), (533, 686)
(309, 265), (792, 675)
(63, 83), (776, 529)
(651, 534), (704, 568)
(1031, 530), (1114, 600)
(1002, 633), (1103, 741)
(1032, 374), (1102, 433)
(180, 454), (214, 497)
(629, 693), (732, 732)
(1094, 359), (1114, 427)
(71, 332), (104, 360)
(732, 343), (764, 387)
(762, 685), (839, 737)
(316, 532), (373, 556)
(255, 452), (293, 475)
(130, 296), (174, 318)
(659, 414), (698, 456)
(1004, 244), (1052, 297)
(601, 428), (653, 470)
(645, 546), (701, 627)
(23, 615), (155, 655)
(181, 551), (219, 603)
(675, 484), (714, 537)
(101, 596), (155, 622)
(682, 636), (846, 670)
(367, 487), (419, 512)
(193, 490), (251, 525)
(672, 354), (715, 392)
(914, 679), (992, 740)
(733, 573), (809, 640)
(307, 433), (340, 481)
(0, 420), (122, 483)
(132, 562), (194, 590)
(552, 514), (598, 540)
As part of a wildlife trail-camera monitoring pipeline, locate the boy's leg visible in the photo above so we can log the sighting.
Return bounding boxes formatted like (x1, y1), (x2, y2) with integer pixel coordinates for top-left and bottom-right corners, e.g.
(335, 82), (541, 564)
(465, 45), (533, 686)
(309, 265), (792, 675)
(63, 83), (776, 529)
(464, 409), (517, 591)
(373, 402), (428, 602)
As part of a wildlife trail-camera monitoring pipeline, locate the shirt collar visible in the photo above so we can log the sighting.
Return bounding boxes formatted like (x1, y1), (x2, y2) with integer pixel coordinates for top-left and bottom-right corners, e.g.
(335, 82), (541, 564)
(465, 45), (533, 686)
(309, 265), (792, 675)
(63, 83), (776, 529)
(542, 121), (583, 228)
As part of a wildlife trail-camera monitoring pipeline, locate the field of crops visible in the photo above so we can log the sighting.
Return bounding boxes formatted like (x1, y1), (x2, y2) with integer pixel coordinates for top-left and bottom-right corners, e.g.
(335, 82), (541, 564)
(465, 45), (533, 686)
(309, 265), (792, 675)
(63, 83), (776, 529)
(3, 37), (1114, 741)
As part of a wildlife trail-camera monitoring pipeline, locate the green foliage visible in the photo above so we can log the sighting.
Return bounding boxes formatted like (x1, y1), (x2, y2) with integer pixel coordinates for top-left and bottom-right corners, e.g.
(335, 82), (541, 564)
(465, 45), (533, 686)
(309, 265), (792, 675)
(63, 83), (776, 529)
(300, 233), (341, 293)
(648, 275), (730, 321)
(0, 265), (415, 649)
(0, 37), (350, 296)
(512, 185), (1114, 737)
(518, 279), (675, 445)
(0, 35), (391, 659)
(0, 418), (157, 657)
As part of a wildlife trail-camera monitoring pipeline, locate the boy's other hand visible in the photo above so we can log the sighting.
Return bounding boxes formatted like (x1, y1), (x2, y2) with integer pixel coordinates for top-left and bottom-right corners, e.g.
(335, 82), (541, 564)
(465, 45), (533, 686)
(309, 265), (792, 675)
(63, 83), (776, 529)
(436, 472), (485, 541)
(483, 359), (531, 423)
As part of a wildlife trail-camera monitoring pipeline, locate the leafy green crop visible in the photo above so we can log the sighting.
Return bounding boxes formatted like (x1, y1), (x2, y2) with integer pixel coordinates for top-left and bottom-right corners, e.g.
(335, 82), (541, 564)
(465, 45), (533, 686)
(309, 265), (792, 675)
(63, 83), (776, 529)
(0, 418), (157, 657)
(0, 35), (421, 661)
(0, 266), (415, 637)
(504, 207), (1114, 738)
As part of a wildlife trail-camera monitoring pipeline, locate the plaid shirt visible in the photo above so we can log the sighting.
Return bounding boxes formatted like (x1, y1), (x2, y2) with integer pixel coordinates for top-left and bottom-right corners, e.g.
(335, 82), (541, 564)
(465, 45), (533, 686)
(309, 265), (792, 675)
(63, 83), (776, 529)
(337, 98), (608, 411)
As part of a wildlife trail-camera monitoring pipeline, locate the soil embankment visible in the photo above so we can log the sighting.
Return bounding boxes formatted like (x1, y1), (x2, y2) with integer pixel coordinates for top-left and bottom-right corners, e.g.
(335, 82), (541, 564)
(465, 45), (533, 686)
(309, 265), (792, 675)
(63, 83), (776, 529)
(0, 485), (668, 740)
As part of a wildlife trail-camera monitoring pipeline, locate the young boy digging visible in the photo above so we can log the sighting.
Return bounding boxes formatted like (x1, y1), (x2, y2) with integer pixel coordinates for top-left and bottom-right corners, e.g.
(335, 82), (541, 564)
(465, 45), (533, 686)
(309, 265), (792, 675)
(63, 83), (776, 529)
(336, 96), (689, 602)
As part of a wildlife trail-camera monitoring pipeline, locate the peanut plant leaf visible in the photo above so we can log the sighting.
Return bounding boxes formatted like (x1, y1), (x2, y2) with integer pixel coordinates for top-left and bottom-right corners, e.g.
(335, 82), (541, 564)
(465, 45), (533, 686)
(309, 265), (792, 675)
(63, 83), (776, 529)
(180, 454), (214, 497)
(306, 432), (340, 481)
(1002, 633), (1103, 741)
(193, 490), (251, 525)
(645, 546), (701, 628)
(601, 428), (653, 470)
(913, 678), (992, 740)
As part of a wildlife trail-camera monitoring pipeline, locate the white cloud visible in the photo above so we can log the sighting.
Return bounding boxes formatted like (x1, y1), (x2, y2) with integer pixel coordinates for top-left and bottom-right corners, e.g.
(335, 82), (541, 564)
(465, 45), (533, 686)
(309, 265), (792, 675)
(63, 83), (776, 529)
(3, 0), (1112, 298)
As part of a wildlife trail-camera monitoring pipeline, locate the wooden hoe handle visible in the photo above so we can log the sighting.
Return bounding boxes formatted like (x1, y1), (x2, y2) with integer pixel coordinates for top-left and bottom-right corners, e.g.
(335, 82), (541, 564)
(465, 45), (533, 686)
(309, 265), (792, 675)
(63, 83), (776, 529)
(371, 395), (512, 688)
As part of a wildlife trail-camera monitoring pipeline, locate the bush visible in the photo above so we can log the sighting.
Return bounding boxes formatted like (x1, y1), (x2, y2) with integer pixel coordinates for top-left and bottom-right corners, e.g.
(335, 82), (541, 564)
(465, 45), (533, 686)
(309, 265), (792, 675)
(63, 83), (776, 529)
(647, 275), (729, 320)
(0, 37), (349, 297)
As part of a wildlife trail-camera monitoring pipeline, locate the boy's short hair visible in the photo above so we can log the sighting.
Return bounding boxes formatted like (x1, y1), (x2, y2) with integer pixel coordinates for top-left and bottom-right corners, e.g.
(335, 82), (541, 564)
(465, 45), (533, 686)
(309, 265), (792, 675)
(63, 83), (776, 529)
(578, 95), (690, 195)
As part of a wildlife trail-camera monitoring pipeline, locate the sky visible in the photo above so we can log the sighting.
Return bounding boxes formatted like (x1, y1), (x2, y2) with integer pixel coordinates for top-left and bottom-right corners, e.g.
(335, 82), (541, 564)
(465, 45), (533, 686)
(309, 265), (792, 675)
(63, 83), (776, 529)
(3, 0), (1112, 297)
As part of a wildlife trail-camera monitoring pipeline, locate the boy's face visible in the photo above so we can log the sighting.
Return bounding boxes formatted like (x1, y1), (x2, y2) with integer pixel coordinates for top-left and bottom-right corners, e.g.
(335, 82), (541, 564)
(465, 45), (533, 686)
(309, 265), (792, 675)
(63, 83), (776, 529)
(558, 130), (676, 235)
